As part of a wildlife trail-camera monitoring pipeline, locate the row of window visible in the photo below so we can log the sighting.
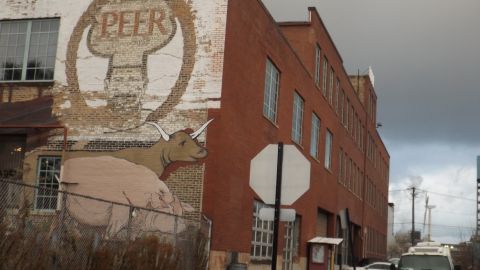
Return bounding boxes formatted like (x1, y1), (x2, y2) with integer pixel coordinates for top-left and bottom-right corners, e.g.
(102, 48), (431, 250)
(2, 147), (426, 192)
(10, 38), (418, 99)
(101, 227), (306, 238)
(365, 177), (388, 217)
(367, 132), (389, 184)
(265, 59), (333, 170)
(338, 148), (363, 199)
(315, 45), (366, 154)
(251, 200), (388, 265)
(0, 19), (59, 82)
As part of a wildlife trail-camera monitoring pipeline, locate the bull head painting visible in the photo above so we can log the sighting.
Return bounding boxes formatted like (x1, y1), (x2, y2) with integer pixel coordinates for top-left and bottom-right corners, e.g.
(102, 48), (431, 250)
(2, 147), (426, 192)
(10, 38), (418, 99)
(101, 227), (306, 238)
(146, 119), (213, 168)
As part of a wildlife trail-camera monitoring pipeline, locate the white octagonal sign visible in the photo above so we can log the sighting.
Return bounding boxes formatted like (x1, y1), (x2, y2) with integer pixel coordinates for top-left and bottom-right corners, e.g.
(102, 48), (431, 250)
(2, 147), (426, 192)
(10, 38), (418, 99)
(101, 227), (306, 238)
(249, 144), (310, 205)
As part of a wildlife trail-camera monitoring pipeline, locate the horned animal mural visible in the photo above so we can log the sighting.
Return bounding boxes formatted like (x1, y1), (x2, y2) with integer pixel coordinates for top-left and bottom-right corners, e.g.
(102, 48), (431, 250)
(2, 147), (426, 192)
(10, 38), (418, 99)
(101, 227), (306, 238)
(60, 119), (213, 235)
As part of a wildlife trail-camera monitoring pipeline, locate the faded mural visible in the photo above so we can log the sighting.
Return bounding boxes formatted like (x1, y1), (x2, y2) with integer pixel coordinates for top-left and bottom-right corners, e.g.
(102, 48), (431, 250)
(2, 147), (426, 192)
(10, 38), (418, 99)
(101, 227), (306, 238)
(0, 0), (227, 232)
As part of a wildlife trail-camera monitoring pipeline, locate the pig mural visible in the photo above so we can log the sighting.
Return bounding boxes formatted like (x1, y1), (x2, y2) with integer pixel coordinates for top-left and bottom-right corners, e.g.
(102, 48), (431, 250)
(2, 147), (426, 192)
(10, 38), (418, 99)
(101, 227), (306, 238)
(61, 119), (213, 235)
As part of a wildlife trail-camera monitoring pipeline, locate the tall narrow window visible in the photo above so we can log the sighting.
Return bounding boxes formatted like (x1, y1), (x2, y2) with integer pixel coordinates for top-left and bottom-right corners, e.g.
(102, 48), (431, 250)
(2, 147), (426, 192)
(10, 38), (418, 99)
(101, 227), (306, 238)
(283, 217), (300, 270)
(340, 89), (345, 125)
(324, 129), (333, 169)
(263, 59), (280, 123)
(345, 99), (350, 129)
(310, 113), (321, 158)
(322, 57), (328, 96)
(314, 45), (321, 87)
(338, 148), (344, 184)
(35, 156), (61, 210)
(335, 78), (340, 114)
(328, 68), (334, 105)
(0, 19), (59, 82)
(350, 105), (354, 135)
(251, 201), (274, 260)
(291, 92), (304, 144)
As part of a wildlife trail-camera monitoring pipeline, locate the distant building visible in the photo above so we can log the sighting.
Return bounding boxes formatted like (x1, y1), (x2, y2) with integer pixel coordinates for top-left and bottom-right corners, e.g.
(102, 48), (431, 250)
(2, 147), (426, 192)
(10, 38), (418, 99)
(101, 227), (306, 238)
(387, 203), (395, 247)
(0, 0), (390, 269)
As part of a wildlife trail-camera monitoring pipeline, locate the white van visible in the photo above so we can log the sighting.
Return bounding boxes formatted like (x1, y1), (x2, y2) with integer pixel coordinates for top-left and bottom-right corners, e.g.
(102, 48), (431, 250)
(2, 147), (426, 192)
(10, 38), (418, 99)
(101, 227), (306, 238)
(397, 242), (460, 270)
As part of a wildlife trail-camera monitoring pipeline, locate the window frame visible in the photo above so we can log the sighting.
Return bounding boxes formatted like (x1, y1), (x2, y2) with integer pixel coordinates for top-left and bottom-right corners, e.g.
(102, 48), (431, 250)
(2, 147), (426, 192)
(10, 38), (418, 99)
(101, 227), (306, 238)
(291, 91), (304, 145)
(263, 59), (280, 123)
(283, 216), (301, 270)
(335, 78), (340, 114)
(251, 200), (274, 260)
(34, 155), (61, 211)
(322, 57), (328, 96)
(0, 18), (59, 82)
(309, 113), (321, 159)
(324, 129), (333, 170)
(328, 67), (334, 105)
(314, 45), (321, 88)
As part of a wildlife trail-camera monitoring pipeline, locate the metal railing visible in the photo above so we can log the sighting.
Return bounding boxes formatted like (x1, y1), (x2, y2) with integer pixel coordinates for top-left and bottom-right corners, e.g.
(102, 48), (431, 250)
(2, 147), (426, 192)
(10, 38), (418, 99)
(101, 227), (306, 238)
(0, 178), (210, 270)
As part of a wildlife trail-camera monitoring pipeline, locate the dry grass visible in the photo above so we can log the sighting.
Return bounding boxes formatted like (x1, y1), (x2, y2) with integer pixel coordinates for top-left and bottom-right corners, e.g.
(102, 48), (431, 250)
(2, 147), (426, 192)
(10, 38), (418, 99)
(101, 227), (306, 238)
(0, 200), (209, 270)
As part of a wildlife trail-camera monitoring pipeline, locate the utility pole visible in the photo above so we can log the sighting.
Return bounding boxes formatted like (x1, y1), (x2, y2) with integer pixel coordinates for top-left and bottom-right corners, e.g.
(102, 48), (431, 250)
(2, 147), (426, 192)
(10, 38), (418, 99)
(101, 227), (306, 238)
(408, 186), (418, 246)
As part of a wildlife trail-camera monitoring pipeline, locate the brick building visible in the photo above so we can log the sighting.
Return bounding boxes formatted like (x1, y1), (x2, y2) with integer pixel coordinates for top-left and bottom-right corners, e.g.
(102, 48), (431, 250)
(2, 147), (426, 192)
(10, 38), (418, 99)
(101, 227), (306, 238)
(0, 0), (389, 269)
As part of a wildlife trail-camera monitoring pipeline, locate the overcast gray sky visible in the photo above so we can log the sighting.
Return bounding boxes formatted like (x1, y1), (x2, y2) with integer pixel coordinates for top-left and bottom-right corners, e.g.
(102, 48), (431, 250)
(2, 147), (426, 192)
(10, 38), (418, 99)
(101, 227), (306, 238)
(262, 0), (480, 244)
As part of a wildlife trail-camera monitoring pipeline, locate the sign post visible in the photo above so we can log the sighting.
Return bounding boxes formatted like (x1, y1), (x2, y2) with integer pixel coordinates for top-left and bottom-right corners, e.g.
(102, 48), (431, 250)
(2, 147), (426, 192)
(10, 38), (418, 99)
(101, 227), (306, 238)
(250, 143), (311, 270)
(271, 142), (284, 270)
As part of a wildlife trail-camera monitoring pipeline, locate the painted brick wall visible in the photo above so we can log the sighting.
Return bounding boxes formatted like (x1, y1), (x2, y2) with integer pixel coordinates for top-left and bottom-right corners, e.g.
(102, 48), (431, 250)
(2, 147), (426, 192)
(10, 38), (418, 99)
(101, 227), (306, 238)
(0, 0), (228, 224)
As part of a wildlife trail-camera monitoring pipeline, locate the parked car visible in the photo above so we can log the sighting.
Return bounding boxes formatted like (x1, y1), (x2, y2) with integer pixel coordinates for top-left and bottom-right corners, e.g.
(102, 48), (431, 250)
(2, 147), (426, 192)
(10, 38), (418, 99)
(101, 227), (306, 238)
(388, 257), (399, 267)
(347, 262), (394, 270)
(362, 262), (394, 269)
(397, 241), (461, 270)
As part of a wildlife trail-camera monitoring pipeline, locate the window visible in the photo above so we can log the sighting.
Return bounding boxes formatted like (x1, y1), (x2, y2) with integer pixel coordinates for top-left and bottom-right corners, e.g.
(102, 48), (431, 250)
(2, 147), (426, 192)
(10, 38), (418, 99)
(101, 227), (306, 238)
(283, 217), (300, 270)
(347, 158), (352, 189)
(263, 59), (280, 123)
(345, 99), (350, 129)
(35, 156), (61, 210)
(0, 19), (59, 82)
(314, 45), (321, 87)
(324, 129), (333, 169)
(328, 68), (334, 105)
(251, 200), (274, 260)
(291, 92), (304, 144)
(335, 79), (340, 114)
(338, 148), (344, 184)
(322, 57), (328, 96)
(350, 105), (354, 135)
(310, 113), (321, 158)
(340, 89), (345, 124)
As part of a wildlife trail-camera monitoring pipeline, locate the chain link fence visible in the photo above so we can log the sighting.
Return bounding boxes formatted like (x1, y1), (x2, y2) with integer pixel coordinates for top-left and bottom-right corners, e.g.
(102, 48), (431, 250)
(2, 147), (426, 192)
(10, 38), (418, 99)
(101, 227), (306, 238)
(0, 178), (211, 270)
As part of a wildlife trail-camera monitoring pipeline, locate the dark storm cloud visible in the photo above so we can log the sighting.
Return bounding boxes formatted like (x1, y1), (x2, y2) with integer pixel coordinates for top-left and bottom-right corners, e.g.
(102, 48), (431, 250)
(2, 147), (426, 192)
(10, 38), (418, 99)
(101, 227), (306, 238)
(262, 0), (480, 146)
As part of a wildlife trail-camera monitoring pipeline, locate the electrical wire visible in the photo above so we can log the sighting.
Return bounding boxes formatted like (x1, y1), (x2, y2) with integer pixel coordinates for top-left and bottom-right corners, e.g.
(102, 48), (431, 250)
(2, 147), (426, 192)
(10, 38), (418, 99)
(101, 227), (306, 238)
(389, 188), (475, 201)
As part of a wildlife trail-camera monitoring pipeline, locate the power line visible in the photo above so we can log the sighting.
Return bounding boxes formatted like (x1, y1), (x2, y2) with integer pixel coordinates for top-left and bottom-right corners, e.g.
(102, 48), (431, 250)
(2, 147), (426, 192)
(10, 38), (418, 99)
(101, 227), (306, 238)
(392, 208), (474, 216)
(416, 188), (476, 202)
(393, 222), (475, 230)
(389, 187), (475, 201)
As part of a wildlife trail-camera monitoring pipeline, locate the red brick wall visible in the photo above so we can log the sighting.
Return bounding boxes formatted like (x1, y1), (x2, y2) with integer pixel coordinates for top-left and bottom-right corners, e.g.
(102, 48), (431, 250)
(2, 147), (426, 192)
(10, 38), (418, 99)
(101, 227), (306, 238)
(203, 0), (390, 263)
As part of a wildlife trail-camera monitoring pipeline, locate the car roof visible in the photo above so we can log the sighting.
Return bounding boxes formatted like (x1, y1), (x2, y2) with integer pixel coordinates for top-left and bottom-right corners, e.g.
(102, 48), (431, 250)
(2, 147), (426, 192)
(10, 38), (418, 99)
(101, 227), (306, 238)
(367, 262), (391, 266)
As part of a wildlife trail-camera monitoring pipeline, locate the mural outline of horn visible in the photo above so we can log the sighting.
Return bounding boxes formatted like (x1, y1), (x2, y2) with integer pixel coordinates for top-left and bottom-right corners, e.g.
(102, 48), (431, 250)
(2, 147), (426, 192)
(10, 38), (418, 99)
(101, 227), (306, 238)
(190, 118), (214, 139)
(146, 122), (171, 141)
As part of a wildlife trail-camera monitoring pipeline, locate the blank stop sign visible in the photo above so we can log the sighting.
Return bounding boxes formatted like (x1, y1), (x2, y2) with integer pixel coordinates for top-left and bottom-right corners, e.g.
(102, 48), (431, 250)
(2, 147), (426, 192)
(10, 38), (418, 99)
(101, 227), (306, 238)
(249, 144), (310, 205)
